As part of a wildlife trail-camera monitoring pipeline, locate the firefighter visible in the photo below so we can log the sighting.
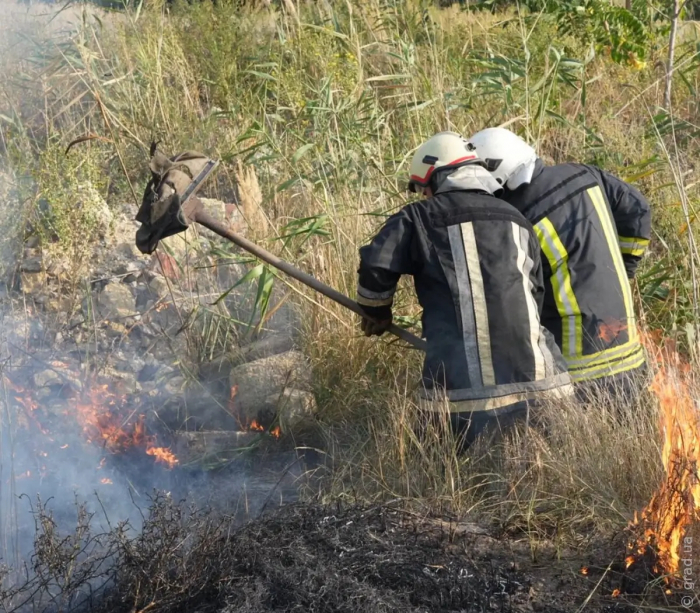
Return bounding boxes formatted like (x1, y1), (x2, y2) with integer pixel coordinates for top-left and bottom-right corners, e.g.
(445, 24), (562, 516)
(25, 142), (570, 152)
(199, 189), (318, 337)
(467, 127), (651, 400)
(356, 132), (573, 447)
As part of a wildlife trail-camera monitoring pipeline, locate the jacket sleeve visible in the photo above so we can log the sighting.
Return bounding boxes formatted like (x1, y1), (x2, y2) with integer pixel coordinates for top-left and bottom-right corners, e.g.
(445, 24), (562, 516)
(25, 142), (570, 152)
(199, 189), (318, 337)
(357, 206), (417, 320)
(528, 229), (546, 315)
(586, 165), (652, 279)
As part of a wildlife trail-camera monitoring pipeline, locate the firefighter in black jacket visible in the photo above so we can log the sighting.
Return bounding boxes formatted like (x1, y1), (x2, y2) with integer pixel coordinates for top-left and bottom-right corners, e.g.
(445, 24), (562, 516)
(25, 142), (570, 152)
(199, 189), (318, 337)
(468, 127), (651, 397)
(357, 132), (573, 446)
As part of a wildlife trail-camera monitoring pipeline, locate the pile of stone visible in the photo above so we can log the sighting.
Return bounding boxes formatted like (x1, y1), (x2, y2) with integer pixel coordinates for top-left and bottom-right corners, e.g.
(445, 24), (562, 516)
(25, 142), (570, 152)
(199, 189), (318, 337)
(1, 195), (318, 465)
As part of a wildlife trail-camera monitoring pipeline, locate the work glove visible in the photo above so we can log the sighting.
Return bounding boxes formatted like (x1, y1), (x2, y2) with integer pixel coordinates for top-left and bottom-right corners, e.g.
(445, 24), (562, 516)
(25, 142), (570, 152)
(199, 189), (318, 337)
(361, 316), (392, 337)
(358, 304), (392, 337)
(135, 143), (216, 254)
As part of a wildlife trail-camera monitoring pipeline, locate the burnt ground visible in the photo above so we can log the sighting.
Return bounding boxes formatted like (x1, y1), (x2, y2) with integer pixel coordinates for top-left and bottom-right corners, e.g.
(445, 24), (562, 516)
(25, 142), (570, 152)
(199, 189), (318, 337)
(8, 496), (690, 613)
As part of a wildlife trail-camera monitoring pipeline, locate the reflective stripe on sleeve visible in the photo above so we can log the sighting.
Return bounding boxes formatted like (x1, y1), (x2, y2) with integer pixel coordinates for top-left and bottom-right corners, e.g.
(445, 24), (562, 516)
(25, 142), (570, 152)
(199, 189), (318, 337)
(357, 284), (395, 307)
(534, 218), (583, 358)
(618, 236), (650, 257)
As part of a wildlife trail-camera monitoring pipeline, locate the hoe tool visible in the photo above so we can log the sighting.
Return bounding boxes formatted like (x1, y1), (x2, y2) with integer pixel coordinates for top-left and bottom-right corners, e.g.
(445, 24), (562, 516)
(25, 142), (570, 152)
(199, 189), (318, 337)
(134, 146), (426, 351)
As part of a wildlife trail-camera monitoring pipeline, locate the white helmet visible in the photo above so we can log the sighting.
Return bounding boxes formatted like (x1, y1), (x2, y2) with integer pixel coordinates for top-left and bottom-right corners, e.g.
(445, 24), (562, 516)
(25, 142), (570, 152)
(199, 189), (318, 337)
(408, 131), (481, 193)
(467, 128), (538, 190)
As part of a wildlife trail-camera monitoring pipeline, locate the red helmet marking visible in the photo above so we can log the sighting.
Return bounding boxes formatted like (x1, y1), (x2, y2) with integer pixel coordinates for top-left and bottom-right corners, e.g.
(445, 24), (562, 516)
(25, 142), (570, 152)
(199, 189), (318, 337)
(409, 155), (477, 185)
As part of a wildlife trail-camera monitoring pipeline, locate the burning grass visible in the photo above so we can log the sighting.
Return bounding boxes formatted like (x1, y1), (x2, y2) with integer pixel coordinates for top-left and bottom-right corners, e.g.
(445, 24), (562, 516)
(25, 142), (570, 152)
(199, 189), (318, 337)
(5, 375), (179, 469)
(623, 343), (700, 589)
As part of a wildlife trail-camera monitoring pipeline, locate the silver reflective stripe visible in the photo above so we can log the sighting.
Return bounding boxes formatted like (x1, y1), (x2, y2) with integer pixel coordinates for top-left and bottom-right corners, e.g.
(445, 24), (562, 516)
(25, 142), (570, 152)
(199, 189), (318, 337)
(461, 222), (496, 386)
(513, 223), (546, 380)
(619, 241), (643, 250)
(419, 371), (573, 402)
(357, 285), (395, 301)
(448, 224), (483, 388)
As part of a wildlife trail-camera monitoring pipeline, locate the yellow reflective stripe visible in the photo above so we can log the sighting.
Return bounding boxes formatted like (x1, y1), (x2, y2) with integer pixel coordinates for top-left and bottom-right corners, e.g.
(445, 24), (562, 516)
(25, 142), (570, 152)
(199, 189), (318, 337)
(570, 350), (646, 382)
(618, 236), (650, 245)
(566, 338), (641, 369)
(534, 218), (583, 358)
(619, 236), (649, 257)
(587, 187), (638, 343)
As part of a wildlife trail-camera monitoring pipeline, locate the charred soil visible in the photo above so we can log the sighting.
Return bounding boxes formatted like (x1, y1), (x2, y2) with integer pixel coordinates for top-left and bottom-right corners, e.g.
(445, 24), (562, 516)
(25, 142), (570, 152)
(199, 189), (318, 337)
(42, 501), (658, 613)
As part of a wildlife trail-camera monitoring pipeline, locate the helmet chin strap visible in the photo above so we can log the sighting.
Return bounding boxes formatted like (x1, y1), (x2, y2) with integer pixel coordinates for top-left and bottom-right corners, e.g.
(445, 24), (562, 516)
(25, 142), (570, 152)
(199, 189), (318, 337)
(505, 157), (538, 190)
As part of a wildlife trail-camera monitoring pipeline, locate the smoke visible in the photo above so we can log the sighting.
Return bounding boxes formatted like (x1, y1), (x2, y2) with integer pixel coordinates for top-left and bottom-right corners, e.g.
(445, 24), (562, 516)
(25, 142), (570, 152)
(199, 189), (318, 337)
(0, 6), (312, 610)
(0, 2), (172, 568)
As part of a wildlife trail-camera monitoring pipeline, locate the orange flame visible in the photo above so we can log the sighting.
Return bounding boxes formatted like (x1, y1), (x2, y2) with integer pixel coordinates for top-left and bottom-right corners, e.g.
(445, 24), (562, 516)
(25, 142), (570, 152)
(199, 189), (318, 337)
(5, 373), (180, 476)
(71, 383), (178, 468)
(101, 478), (113, 485)
(249, 419), (265, 432)
(270, 426), (281, 439)
(146, 446), (179, 469)
(611, 588), (621, 598)
(627, 337), (700, 580)
(580, 566), (589, 575)
(598, 319), (628, 343)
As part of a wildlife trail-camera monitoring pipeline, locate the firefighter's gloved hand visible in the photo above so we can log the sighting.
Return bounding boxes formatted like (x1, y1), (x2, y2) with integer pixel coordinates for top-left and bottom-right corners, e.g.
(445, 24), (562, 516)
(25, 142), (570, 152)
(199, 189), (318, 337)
(361, 316), (392, 337)
(358, 303), (392, 337)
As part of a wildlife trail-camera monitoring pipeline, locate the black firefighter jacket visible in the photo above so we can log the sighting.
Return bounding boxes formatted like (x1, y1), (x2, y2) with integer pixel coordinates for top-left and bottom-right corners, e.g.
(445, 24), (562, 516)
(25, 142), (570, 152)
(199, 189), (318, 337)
(357, 187), (572, 413)
(502, 161), (651, 383)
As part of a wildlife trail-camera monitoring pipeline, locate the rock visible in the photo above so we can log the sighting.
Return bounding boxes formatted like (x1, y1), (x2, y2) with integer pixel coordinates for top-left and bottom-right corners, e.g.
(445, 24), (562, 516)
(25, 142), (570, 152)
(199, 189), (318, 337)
(200, 197), (246, 232)
(159, 234), (190, 261)
(20, 249), (43, 273)
(162, 375), (186, 396)
(47, 296), (75, 315)
(173, 430), (259, 465)
(265, 387), (317, 431)
(147, 276), (170, 300)
(229, 350), (311, 425)
(33, 369), (64, 388)
(115, 242), (143, 260)
(98, 283), (136, 320)
(20, 271), (46, 294)
(236, 333), (295, 364)
(138, 363), (161, 382)
(199, 356), (234, 384)
(114, 260), (141, 277)
(112, 351), (145, 374)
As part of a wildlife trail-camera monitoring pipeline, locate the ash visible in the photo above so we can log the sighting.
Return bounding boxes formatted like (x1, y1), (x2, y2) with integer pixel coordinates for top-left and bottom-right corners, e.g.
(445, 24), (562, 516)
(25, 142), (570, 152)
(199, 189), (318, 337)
(0, 500), (560, 613)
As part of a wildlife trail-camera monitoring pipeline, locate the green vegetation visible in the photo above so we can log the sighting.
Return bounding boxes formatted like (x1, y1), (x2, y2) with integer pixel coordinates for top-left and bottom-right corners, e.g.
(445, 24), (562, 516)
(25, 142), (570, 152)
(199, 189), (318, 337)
(1, 0), (699, 597)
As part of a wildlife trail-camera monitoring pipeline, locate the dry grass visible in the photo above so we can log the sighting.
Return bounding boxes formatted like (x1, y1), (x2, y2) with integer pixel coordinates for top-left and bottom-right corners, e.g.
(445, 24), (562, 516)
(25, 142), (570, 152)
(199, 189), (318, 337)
(0, 0), (698, 578)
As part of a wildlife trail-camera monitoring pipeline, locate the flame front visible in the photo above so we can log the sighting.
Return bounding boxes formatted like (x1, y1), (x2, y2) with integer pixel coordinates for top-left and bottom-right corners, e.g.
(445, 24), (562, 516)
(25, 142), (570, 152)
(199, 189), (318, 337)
(74, 384), (179, 469)
(5, 375), (179, 471)
(627, 357), (700, 579)
(146, 446), (179, 469)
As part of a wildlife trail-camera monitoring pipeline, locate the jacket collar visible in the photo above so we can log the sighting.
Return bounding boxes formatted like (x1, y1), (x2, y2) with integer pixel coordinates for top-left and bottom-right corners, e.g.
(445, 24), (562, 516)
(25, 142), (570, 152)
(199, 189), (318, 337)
(434, 164), (503, 196)
(507, 158), (545, 201)
(531, 158), (545, 181)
